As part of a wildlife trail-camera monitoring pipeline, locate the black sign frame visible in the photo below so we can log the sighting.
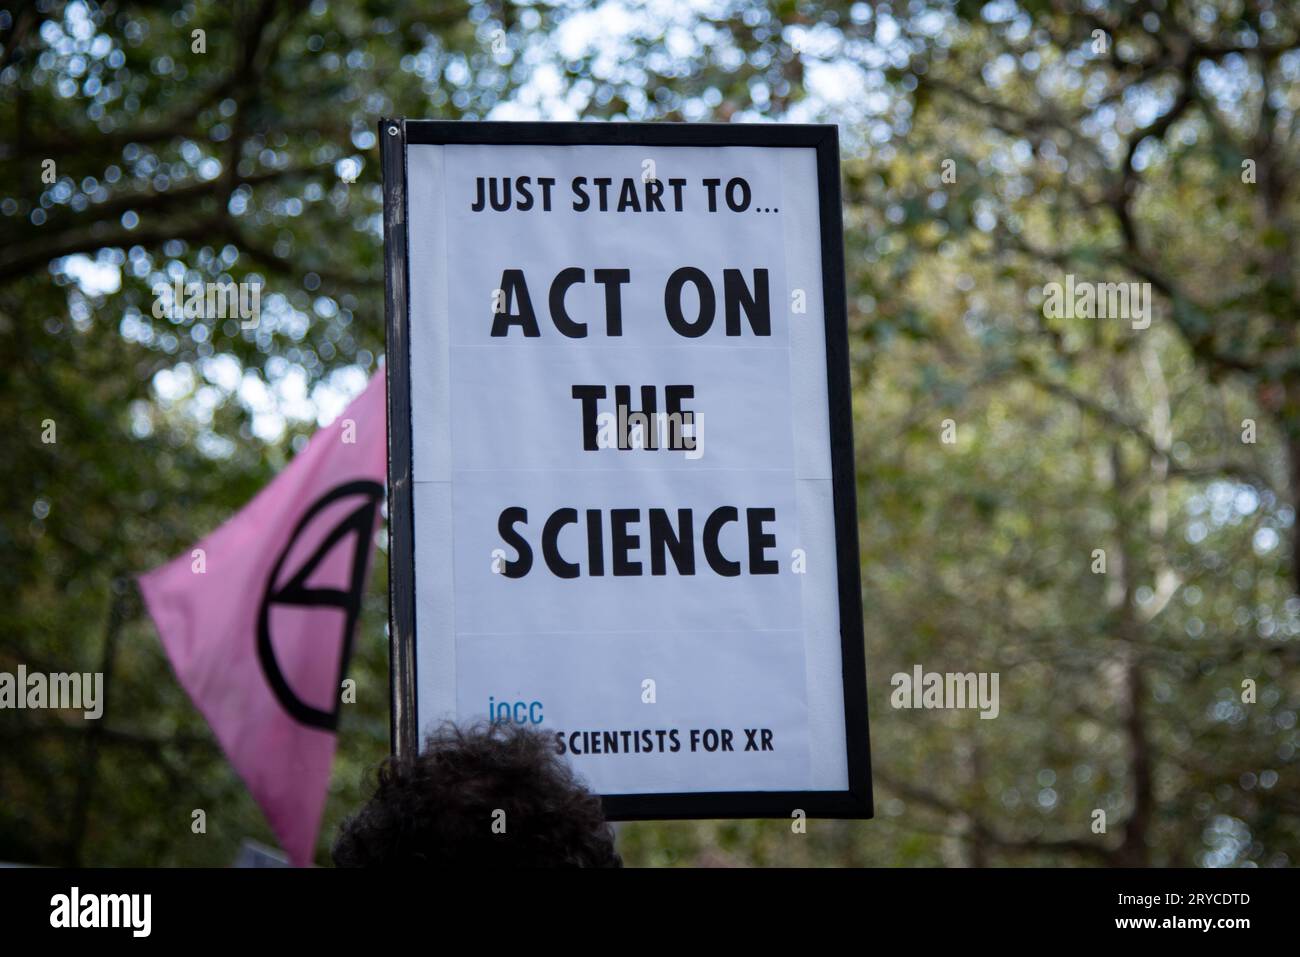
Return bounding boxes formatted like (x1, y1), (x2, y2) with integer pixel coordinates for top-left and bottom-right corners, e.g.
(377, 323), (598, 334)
(381, 119), (872, 820)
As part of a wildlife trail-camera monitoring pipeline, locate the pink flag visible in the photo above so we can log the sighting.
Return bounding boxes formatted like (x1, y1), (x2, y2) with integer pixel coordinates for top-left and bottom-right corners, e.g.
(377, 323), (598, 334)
(139, 374), (387, 866)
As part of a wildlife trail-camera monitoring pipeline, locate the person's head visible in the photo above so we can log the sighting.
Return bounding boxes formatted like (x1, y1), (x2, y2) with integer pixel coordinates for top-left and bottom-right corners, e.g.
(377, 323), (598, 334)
(333, 721), (621, 867)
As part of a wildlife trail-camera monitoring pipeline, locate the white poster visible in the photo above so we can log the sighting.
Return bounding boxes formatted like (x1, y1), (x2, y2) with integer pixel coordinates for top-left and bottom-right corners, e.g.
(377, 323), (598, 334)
(391, 123), (869, 815)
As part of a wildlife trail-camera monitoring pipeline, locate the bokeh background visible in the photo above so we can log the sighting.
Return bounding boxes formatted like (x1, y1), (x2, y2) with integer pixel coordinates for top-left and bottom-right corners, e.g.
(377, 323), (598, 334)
(2, 0), (1298, 867)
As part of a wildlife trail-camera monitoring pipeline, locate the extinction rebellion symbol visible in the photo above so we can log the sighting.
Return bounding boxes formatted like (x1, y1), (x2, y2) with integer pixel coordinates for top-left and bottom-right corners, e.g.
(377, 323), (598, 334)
(257, 480), (384, 730)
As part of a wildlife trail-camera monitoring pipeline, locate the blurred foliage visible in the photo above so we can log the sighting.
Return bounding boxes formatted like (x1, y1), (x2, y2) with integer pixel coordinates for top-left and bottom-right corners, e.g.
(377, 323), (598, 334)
(1, 0), (1297, 866)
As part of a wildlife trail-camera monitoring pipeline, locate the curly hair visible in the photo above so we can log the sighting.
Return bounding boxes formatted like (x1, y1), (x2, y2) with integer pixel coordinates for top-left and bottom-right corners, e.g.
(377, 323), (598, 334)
(332, 722), (622, 868)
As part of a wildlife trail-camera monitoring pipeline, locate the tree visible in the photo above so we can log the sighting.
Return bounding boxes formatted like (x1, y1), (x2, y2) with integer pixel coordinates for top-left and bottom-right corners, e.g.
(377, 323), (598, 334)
(2, 0), (1295, 867)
